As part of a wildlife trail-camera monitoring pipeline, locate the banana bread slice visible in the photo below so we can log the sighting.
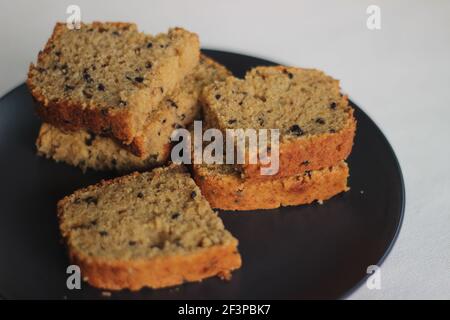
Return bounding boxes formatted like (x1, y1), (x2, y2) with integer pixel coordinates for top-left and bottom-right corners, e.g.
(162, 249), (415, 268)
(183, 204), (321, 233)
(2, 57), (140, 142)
(201, 66), (356, 180)
(28, 22), (200, 145)
(36, 56), (231, 171)
(57, 165), (241, 291)
(193, 161), (349, 210)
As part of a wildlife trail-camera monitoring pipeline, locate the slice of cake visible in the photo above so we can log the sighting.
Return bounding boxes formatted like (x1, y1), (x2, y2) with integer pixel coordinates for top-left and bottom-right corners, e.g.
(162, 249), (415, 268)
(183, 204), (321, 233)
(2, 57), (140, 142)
(193, 161), (349, 210)
(36, 55), (231, 172)
(28, 22), (200, 145)
(57, 165), (241, 291)
(201, 66), (356, 180)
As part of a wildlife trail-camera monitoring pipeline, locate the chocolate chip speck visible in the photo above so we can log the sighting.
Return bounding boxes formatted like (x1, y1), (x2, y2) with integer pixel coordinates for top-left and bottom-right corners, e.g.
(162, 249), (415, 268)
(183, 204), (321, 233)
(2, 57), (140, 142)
(82, 68), (93, 83)
(146, 42), (153, 48)
(191, 191), (197, 199)
(228, 119), (237, 125)
(171, 213), (180, 219)
(316, 118), (326, 125)
(99, 231), (108, 237)
(97, 83), (105, 91)
(61, 64), (68, 75)
(84, 196), (98, 205)
(289, 124), (304, 136)
(282, 68), (293, 79)
(215, 94), (221, 100)
(330, 102), (337, 109)
(137, 192), (144, 198)
(129, 241), (137, 246)
(82, 89), (93, 99)
(85, 134), (96, 146)
(135, 76), (144, 83)
(168, 99), (178, 108)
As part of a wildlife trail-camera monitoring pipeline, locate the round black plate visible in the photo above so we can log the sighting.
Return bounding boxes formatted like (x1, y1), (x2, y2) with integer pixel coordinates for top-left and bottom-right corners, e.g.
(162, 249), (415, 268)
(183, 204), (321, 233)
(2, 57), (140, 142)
(0, 50), (404, 299)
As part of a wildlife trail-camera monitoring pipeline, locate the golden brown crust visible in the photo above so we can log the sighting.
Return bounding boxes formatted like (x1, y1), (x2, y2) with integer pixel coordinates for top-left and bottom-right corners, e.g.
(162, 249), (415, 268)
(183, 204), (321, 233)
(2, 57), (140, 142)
(30, 97), (134, 141)
(243, 115), (356, 180)
(193, 162), (349, 211)
(68, 243), (241, 291)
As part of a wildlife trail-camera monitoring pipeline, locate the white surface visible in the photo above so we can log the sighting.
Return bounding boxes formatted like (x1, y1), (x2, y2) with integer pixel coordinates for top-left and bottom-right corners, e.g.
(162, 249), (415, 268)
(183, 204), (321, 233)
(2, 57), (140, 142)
(0, 0), (449, 300)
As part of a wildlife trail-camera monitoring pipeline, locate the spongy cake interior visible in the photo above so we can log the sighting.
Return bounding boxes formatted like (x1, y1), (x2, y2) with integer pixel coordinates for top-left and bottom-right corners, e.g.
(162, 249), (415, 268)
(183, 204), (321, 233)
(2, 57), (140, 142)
(58, 165), (237, 260)
(29, 23), (195, 110)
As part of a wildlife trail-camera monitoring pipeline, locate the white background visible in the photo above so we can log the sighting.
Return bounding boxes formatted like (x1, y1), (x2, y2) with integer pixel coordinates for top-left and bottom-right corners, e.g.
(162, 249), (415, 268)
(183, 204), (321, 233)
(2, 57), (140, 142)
(1, 0), (449, 299)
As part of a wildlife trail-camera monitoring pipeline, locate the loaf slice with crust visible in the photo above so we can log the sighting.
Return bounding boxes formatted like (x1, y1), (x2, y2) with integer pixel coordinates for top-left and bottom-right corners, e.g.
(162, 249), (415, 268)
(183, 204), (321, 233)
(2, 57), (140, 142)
(193, 161), (349, 210)
(201, 66), (356, 180)
(28, 22), (200, 145)
(57, 165), (241, 291)
(36, 56), (231, 171)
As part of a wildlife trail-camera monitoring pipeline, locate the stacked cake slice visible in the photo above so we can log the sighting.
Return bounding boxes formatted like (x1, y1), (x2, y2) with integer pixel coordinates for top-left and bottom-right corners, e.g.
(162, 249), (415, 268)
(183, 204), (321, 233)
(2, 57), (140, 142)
(194, 66), (356, 210)
(28, 22), (200, 146)
(30, 22), (229, 171)
(34, 54), (230, 171)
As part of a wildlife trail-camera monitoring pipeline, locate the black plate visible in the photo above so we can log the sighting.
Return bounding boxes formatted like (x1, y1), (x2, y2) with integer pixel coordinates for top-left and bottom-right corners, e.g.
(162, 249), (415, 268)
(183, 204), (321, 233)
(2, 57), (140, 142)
(0, 50), (404, 299)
